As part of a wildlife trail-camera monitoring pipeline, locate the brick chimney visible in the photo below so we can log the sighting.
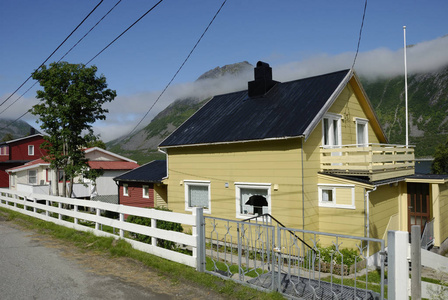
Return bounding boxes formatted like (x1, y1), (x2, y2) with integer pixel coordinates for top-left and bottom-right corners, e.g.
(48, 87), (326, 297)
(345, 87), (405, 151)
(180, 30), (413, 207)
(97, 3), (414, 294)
(248, 61), (279, 98)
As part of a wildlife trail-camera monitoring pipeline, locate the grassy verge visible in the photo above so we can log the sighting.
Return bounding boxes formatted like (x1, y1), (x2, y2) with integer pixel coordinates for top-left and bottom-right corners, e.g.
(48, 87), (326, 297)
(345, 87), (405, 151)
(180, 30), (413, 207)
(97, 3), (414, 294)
(0, 207), (283, 300)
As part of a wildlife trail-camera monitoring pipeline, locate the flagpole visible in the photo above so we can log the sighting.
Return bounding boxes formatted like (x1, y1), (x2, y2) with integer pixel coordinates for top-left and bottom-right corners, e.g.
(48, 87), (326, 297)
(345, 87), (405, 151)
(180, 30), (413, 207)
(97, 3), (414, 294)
(404, 26), (409, 148)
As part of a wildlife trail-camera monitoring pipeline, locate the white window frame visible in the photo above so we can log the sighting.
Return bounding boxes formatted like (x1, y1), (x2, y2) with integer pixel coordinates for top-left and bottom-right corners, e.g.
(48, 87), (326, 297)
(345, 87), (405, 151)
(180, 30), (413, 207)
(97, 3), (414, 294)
(355, 118), (369, 147)
(184, 180), (211, 214)
(142, 185), (149, 198)
(123, 184), (129, 196)
(28, 145), (34, 156)
(318, 184), (355, 209)
(322, 113), (342, 148)
(235, 182), (271, 219)
(28, 170), (37, 185)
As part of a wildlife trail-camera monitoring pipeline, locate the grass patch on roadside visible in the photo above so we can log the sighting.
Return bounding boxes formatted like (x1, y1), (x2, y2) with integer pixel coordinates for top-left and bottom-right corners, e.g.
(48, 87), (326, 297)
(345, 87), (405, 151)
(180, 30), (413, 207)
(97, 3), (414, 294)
(0, 207), (283, 300)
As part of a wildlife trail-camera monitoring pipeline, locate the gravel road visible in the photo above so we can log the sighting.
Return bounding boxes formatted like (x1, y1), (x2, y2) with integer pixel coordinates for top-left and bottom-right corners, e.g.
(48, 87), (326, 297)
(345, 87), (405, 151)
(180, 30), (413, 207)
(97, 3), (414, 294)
(0, 213), (223, 300)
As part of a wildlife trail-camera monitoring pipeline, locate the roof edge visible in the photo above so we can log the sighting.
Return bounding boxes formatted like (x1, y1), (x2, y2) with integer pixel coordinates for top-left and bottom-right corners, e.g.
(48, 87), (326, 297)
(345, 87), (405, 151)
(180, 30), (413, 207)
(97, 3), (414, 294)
(302, 69), (352, 141)
(159, 135), (304, 149)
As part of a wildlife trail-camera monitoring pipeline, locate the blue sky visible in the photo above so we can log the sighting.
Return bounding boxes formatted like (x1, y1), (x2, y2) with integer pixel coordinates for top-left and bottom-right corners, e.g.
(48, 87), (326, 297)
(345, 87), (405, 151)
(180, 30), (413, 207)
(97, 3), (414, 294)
(1, 0), (447, 141)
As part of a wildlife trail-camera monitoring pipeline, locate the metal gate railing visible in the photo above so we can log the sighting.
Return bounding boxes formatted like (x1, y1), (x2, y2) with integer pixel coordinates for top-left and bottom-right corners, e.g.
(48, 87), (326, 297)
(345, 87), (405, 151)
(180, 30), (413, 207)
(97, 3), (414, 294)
(204, 216), (385, 300)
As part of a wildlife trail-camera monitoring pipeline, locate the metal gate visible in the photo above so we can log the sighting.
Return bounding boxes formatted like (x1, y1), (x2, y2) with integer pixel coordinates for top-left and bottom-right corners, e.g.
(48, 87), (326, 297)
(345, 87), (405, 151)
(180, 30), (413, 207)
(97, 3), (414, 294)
(204, 215), (385, 299)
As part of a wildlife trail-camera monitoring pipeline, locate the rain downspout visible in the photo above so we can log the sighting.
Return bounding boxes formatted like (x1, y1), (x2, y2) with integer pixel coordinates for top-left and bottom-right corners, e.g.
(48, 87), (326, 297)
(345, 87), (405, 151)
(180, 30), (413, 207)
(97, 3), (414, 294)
(158, 148), (169, 179)
(365, 186), (377, 258)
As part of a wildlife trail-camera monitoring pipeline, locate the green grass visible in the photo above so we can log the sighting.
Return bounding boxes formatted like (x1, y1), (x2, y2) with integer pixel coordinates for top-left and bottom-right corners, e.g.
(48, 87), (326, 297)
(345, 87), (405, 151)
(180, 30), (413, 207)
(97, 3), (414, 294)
(0, 207), (283, 300)
(320, 269), (387, 296)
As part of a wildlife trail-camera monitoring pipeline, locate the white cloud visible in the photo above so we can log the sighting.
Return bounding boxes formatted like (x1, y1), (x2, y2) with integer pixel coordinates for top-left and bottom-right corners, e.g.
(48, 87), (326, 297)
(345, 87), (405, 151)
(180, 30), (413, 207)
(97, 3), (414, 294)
(19, 35), (446, 142)
(274, 35), (448, 81)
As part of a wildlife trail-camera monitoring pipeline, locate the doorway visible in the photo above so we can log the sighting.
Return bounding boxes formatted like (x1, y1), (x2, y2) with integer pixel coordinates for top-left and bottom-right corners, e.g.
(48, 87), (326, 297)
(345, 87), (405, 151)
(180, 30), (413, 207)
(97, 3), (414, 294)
(407, 183), (430, 234)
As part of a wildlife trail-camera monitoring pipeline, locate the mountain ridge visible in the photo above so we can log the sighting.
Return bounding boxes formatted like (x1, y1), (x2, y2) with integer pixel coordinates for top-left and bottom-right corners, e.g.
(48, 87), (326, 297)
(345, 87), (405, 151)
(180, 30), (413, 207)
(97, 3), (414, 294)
(107, 62), (448, 164)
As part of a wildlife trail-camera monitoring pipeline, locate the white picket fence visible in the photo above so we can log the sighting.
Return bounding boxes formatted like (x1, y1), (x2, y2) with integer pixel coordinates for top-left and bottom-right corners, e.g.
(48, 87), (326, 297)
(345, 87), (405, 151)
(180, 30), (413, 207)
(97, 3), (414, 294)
(0, 188), (205, 270)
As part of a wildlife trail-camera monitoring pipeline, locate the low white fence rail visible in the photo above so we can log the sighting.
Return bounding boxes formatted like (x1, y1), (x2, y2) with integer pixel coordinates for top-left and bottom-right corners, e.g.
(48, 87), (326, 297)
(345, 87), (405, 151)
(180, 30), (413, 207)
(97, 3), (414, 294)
(0, 188), (205, 271)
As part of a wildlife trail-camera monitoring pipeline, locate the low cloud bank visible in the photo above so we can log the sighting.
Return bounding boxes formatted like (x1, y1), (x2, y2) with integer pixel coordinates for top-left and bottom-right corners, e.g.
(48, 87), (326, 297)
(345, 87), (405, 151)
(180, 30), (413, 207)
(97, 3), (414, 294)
(94, 35), (448, 141)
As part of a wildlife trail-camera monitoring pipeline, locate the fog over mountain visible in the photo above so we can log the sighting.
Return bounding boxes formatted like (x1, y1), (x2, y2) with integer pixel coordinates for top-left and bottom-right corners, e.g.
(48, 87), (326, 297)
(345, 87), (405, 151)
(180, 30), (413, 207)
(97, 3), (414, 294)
(95, 35), (448, 142)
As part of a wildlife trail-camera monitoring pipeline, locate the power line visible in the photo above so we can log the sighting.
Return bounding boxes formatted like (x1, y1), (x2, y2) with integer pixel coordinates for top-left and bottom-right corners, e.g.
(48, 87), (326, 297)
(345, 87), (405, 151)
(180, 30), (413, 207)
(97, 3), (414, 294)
(0, 0), (165, 132)
(0, 111), (30, 132)
(0, 0), (122, 117)
(86, 0), (164, 65)
(0, 0), (105, 108)
(128, 0), (228, 136)
(351, 0), (368, 70)
(59, 0), (123, 62)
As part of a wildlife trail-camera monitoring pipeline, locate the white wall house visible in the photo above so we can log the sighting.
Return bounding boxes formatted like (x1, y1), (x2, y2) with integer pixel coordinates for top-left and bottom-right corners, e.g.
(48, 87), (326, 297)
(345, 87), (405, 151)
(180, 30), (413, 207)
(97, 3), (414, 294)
(7, 147), (139, 203)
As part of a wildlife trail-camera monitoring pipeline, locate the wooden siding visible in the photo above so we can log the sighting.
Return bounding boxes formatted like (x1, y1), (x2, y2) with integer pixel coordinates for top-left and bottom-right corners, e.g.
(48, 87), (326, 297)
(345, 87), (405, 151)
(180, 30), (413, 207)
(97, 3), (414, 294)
(9, 136), (46, 161)
(119, 182), (155, 209)
(164, 82), (389, 246)
(369, 184), (400, 252)
(165, 138), (304, 229)
(303, 84), (381, 236)
(438, 183), (448, 245)
(317, 175), (366, 248)
(85, 150), (117, 161)
(155, 184), (168, 208)
(96, 170), (124, 195)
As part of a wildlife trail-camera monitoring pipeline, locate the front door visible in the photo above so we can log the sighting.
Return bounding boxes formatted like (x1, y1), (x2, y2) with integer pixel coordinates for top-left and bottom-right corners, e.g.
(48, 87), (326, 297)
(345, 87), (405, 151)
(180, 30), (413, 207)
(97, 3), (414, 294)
(407, 183), (430, 234)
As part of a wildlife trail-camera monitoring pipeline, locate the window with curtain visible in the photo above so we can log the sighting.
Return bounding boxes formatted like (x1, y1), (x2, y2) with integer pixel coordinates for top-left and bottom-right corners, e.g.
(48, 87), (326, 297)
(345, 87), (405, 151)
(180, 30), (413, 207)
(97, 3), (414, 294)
(356, 118), (369, 147)
(28, 170), (37, 185)
(184, 181), (210, 213)
(235, 183), (271, 219)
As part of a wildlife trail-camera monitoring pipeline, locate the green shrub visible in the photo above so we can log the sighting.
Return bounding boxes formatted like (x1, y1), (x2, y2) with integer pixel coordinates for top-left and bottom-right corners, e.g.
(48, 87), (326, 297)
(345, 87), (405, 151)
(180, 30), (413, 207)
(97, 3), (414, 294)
(127, 206), (183, 250)
(305, 244), (360, 272)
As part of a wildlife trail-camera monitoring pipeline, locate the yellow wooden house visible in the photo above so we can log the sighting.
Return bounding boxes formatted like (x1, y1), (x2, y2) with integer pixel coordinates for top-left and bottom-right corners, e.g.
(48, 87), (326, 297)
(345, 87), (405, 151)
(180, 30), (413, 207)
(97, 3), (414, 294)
(159, 61), (448, 251)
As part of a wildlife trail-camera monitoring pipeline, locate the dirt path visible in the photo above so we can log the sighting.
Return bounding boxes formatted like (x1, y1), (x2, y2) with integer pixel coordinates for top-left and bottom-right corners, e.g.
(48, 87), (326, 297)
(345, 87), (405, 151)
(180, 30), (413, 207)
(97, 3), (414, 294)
(0, 213), (226, 300)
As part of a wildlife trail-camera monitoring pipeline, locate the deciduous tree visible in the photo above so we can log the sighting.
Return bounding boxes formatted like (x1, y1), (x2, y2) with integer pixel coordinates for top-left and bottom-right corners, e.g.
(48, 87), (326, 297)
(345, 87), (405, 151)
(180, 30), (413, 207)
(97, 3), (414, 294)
(31, 62), (116, 197)
(431, 137), (448, 175)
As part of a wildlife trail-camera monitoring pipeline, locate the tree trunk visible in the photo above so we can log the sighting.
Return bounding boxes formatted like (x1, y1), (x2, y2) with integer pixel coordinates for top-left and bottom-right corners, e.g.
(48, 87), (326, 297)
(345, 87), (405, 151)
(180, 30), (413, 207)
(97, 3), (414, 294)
(68, 175), (74, 198)
(62, 172), (67, 197)
(55, 169), (59, 196)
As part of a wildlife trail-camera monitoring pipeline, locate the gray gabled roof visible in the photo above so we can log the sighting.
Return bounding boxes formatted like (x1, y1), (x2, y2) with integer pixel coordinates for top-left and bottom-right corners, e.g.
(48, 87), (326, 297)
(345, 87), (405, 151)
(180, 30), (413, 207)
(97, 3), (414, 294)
(159, 69), (352, 148)
(113, 160), (166, 183)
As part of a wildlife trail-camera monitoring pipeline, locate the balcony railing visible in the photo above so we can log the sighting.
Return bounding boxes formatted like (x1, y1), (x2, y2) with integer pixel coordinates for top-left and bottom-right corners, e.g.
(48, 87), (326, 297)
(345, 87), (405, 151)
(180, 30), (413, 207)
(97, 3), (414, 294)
(320, 143), (415, 181)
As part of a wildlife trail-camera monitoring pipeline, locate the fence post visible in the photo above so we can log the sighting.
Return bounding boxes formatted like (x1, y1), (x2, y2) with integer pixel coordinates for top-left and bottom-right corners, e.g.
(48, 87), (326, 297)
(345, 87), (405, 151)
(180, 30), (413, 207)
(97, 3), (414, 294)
(74, 205), (78, 225)
(151, 217), (157, 247)
(45, 199), (49, 217)
(194, 207), (205, 272)
(411, 225), (421, 299)
(58, 202), (62, 220)
(95, 208), (100, 230)
(387, 230), (409, 300)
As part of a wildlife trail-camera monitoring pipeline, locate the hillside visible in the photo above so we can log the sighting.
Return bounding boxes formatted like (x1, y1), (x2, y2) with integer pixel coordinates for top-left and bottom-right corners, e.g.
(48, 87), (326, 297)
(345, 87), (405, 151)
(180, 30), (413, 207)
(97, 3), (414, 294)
(107, 62), (448, 164)
(0, 119), (39, 142)
(362, 65), (448, 157)
(107, 61), (253, 163)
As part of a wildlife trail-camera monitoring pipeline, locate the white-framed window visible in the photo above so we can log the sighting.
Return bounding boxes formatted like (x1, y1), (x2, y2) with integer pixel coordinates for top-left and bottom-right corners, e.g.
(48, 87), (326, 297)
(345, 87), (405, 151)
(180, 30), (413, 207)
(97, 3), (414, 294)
(143, 185), (149, 198)
(184, 180), (211, 213)
(318, 184), (355, 209)
(28, 145), (34, 156)
(10, 174), (15, 187)
(235, 182), (271, 219)
(322, 113), (342, 148)
(355, 118), (369, 147)
(0, 145), (9, 156)
(28, 170), (37, 185)
(123, 184), (129, 196)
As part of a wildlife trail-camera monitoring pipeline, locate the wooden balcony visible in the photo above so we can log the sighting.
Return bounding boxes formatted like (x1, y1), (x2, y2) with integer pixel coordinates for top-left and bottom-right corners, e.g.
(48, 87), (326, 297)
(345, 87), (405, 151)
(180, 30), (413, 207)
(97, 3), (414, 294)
(320, 144), (415, 181)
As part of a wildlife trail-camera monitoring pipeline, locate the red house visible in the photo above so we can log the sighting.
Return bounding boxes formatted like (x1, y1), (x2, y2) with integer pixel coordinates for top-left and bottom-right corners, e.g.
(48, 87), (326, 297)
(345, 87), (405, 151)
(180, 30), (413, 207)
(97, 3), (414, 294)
(0, 134), (47, 187)
(113, 160), (167, 210)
